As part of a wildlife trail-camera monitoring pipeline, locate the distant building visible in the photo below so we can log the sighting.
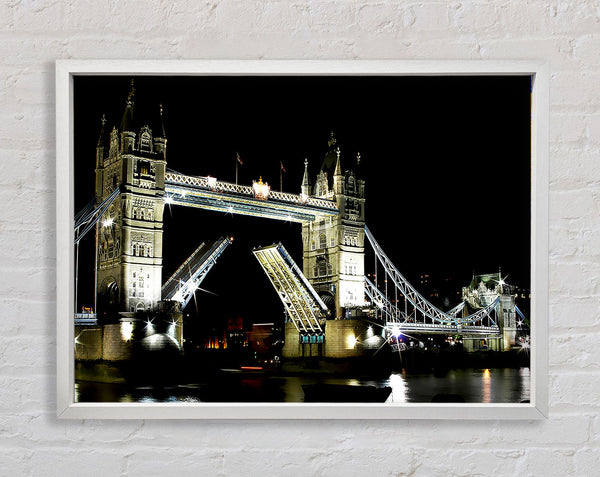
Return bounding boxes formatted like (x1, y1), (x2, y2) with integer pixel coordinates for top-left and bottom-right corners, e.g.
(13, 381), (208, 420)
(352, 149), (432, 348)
(226, 316), (247, 351)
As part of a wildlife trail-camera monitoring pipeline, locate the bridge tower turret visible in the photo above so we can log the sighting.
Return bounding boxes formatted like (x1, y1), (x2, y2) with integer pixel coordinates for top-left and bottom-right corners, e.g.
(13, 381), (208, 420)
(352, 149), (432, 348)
(301, 158), (311, 197)
(497, 279), (517, 351)
(94, 82), (167, 321)
(461, 273), (518, 351)
(301, 133), (366, 322)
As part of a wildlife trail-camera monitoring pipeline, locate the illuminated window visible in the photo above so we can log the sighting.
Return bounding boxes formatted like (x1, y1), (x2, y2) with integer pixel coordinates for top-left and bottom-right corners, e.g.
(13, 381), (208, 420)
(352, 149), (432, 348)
(319, 233), (326, 249)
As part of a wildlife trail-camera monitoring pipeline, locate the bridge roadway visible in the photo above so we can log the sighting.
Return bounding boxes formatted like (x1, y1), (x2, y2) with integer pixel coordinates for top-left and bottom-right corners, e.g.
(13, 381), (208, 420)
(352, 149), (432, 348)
(164, 172), (338, 223)
(386, 322), (500, 336)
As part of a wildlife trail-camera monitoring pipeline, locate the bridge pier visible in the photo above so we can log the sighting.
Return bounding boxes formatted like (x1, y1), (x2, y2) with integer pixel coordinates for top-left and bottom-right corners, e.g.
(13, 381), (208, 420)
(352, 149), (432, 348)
(282, 320), (373, 359)
(461, 336), (504, 352)
(75, 307), (183, 365)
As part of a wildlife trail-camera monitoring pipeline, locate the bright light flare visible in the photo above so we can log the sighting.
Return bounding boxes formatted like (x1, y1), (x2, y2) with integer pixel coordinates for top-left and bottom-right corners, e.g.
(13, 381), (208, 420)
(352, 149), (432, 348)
(187, 281), (199, 293)
(518, 336), (531, 354)
(120, 321), (133, 341)
(164, 195), (174, 205)
(346, 334), (358, 349)
(252, 177), (270, 200)
(102, 217), (114, 228)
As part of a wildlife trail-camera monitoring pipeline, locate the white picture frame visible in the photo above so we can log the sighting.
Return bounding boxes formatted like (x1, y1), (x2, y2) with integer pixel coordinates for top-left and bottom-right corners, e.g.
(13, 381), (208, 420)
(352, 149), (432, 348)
(56, 59), (549, 419)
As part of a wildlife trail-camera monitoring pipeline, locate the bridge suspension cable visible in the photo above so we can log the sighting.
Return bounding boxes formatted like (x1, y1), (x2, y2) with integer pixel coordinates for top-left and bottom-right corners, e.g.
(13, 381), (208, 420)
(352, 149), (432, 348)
(515, 305), (528, 324)
(74, 188), (120, 245)
(364, 276), (408, 324)
(364, 225), (499, 327)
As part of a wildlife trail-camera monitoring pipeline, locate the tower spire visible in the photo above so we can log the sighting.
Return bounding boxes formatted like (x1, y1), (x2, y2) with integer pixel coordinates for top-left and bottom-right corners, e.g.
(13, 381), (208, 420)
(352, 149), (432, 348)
(327, 131), (337, 149)
(156, 103), (166, 139)
(334, 147), (342, 177)
(96, 114), (107, 147)
(96, 114), (107, 169)
(301, 158), (311, 196)
(120, 79), (135, 133)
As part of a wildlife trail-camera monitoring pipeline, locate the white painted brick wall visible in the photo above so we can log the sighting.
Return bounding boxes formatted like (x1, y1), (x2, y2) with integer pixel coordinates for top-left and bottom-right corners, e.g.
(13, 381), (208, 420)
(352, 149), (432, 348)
(0, 0), (599, 475)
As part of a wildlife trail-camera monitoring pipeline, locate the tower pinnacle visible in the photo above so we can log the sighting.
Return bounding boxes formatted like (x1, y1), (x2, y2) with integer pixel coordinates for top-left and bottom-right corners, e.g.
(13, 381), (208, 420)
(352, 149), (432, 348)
(301, 158), (311, 196)
(334, 147), (342, 177)
(97, 114), (107, 147)
(120, 80), (135, 133)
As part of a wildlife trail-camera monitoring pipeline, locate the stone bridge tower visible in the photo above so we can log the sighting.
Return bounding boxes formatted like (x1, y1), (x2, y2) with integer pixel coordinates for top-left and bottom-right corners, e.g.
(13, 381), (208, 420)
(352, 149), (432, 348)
(94, 83), (167, 321)
(301, 133), (366, 321)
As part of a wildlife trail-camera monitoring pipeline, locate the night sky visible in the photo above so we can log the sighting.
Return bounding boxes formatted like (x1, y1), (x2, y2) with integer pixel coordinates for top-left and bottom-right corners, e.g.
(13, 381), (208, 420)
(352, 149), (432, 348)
(74, 75), (531, 332)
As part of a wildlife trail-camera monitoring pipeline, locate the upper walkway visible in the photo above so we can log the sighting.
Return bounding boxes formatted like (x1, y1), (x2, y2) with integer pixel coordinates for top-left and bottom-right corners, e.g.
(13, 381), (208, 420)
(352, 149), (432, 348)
(164, 171), (338, 223)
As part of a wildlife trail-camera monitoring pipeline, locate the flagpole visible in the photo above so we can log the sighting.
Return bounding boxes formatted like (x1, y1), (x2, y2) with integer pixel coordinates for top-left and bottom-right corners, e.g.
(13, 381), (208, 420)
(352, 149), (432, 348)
(279, 161), (286, 192)
(236, 154), (238, 185)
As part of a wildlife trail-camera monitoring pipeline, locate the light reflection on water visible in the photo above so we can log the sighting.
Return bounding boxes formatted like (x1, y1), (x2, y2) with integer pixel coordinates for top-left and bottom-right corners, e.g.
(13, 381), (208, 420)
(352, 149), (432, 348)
(386, 372), (408, 403)
(382, 367), (530, 403)
(482, 368), (491, 403)
(75, 367), (529, 404)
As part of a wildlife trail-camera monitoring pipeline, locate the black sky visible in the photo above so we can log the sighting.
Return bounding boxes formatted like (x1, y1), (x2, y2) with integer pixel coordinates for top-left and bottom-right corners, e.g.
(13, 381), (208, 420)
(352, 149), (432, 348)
(74, 75), (531, 328)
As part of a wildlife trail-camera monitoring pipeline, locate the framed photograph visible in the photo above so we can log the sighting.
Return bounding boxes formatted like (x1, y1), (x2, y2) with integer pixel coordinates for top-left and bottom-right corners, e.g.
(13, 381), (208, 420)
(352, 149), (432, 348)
(56, 60), (548, 419)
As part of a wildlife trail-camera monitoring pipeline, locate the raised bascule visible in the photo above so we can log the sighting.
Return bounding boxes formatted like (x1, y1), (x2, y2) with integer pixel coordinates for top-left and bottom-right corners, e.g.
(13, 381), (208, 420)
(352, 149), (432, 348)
(74, 84), (525, 364)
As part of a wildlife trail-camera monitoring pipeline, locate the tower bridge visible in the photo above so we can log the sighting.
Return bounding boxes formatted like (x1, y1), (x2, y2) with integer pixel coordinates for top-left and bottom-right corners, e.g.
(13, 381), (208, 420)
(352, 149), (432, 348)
(75, 83), (525, 364)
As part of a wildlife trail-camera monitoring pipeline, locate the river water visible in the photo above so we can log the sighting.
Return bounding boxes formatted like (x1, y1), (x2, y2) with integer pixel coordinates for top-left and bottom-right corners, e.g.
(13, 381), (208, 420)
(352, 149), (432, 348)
(75, 367), (530, 404)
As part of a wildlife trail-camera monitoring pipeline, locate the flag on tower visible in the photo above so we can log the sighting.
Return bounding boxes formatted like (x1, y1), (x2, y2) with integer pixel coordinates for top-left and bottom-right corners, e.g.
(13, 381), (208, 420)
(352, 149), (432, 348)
(236, 152), (243, 165)
(279, 161), (287, 192)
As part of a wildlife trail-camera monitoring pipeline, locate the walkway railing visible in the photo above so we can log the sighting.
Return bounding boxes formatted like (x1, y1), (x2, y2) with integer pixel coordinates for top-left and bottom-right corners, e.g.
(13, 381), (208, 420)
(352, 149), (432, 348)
(74, 313), (97, 325)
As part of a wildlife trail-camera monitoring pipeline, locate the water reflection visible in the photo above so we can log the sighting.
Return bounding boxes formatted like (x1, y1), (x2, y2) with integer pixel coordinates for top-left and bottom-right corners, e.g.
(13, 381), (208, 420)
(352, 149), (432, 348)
(75, 367), (530, 404)
(386, 372), (408, 403)
(482, 368), (491, 403)
(383, 368), (530, 403)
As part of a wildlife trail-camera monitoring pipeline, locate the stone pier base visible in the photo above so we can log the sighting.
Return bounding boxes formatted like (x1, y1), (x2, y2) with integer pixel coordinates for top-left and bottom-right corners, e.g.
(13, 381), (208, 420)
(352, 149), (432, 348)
(282, 320), (373, 359)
